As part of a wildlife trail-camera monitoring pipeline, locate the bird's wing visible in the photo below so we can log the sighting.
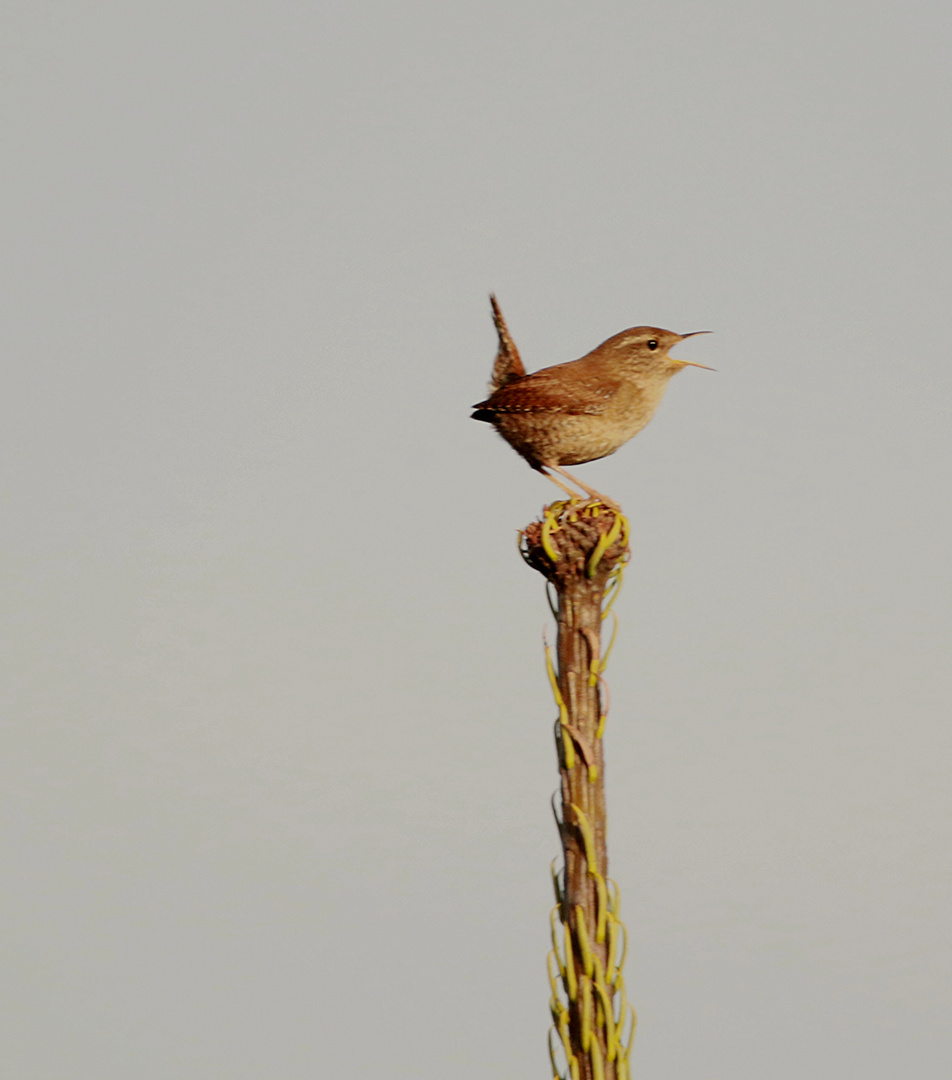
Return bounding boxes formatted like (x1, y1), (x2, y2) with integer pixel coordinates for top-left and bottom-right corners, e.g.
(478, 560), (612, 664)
(474, 366), (623, 416)
(488, 295), (526, 392)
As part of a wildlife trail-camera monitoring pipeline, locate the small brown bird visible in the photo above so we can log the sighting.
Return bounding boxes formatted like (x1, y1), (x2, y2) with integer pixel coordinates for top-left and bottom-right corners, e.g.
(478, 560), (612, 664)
(472, 296), (712, 503)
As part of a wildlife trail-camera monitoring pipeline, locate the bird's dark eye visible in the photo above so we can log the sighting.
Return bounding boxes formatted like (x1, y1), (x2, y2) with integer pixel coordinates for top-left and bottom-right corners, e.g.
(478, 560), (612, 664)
(647, 339), (659, 350)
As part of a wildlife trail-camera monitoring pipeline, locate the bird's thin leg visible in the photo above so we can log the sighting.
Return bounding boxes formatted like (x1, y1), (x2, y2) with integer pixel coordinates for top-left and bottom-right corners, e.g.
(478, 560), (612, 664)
(538, 467), (582, 502)
(545, 464), (621, 511)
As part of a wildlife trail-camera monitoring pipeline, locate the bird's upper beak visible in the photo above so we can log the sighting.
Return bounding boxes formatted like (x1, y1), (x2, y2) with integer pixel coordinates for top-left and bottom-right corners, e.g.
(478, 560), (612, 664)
(671, 331), (715, 369)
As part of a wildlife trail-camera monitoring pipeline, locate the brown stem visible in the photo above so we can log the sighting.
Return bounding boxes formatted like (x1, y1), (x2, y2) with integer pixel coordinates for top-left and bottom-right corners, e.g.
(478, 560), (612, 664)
(522, 500), (632, 1080)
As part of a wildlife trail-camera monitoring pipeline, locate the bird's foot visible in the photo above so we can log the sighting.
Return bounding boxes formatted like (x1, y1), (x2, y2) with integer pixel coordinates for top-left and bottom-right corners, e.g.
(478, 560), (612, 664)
(542, 465), (622, 513)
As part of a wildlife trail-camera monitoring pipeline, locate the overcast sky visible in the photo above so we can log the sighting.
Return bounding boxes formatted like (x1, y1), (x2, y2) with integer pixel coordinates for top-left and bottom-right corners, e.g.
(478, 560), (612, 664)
(3, 2), (951, 1078)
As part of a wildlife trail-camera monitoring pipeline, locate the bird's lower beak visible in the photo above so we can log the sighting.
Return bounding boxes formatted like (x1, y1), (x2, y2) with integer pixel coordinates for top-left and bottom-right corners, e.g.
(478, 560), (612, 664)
(672, 358), (716, 370)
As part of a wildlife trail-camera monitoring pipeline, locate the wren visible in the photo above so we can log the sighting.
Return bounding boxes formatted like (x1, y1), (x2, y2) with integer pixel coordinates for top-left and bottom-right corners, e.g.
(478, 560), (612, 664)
(472, 296), (711, 503)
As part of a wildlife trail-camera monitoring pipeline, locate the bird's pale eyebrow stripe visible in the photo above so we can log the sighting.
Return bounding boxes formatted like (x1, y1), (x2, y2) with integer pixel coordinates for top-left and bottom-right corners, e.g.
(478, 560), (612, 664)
(616, 335), (642, 347)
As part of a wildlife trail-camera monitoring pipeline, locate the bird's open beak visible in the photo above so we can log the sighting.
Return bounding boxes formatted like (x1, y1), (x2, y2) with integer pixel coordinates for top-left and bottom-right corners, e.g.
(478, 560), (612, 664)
(672, 331), (715, 369)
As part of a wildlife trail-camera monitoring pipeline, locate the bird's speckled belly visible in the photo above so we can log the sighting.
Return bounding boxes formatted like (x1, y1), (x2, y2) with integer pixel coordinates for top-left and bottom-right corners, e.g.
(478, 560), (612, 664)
(495, 411), (651, 466)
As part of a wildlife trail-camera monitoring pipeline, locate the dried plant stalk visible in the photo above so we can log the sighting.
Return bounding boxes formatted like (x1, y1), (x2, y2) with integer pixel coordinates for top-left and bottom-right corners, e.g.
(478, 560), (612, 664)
(522, 500), (633, 1080)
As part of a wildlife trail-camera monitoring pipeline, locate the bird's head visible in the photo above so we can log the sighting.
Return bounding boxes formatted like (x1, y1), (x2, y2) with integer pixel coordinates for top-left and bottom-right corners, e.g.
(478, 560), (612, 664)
(602, 327), (714, 376)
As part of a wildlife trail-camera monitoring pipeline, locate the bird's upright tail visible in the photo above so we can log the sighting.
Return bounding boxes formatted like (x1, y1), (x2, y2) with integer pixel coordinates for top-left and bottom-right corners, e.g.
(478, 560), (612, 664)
(488, 294), (525, 393)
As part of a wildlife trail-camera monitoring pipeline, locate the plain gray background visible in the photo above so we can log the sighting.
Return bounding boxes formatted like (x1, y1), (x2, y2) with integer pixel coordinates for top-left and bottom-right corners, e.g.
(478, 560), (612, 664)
(3, 2), (951, 1077)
